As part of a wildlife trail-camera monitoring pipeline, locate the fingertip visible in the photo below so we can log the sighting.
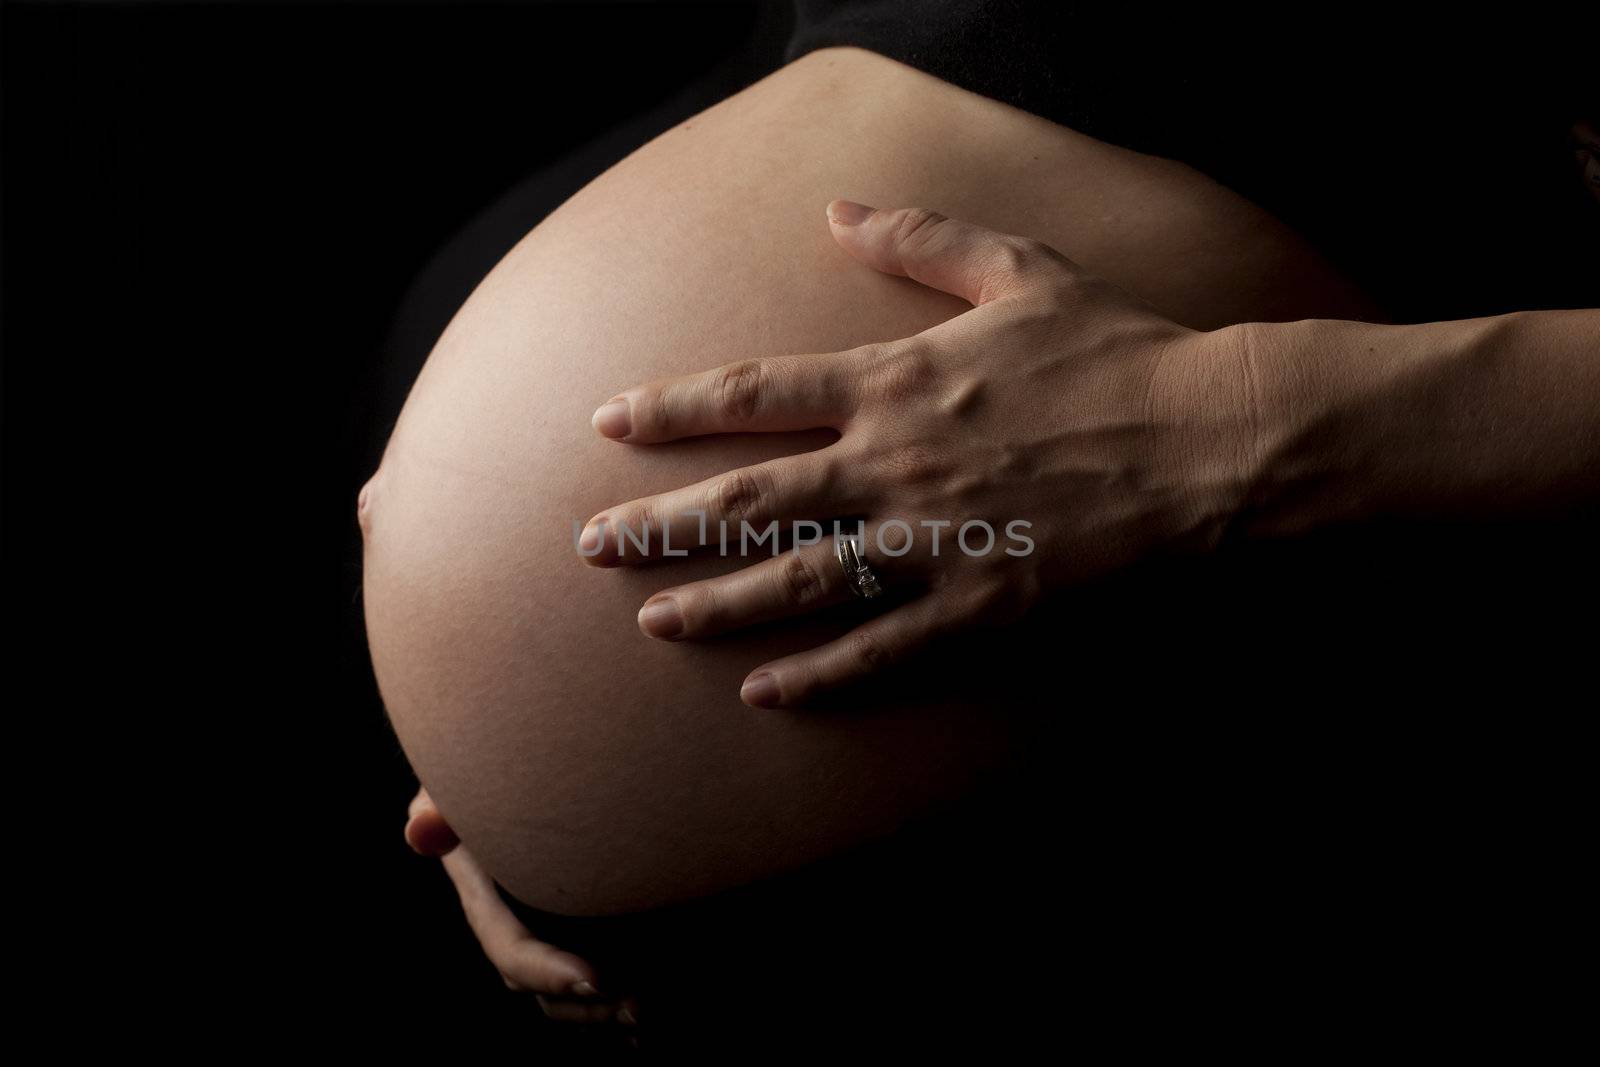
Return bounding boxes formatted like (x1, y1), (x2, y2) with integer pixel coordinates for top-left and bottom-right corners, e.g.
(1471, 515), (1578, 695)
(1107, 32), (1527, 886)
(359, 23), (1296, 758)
(637, 597), (684, 640)
(740, 671), (784, 709)
(577, 519), (616, 566)
(591, 397), (632, 440)
(826, 199), (876, 227)
(406, 787), (435, 819)
(555, 957), (601, 994)
(405, 813), (460, 857)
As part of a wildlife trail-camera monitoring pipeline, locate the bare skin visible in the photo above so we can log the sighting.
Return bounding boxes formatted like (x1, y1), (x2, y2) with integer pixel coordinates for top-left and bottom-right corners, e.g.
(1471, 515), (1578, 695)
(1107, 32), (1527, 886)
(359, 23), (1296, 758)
(588, 205), (1600, 706)
(362, 48), (1381, 926)
(404, 790), (638, 1028)
(368, 48), (1598, 1034)
(394, 202), (1598, 1027)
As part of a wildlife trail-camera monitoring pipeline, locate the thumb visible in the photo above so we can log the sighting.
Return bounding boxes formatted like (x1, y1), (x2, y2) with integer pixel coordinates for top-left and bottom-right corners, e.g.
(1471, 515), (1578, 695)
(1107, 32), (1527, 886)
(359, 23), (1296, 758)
(825, 201), (1069, 306)
(405, 788), (461, 857)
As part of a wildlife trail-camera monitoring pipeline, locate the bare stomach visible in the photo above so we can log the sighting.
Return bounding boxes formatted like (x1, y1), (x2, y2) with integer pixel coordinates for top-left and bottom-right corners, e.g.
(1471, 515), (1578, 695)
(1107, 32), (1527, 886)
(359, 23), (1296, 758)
(360, 47), (1378, 916)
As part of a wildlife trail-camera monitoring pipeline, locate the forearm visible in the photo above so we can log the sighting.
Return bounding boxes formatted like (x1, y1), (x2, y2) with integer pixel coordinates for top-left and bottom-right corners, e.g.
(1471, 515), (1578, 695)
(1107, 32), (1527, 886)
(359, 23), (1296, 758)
(1237, 310), (1600, 535)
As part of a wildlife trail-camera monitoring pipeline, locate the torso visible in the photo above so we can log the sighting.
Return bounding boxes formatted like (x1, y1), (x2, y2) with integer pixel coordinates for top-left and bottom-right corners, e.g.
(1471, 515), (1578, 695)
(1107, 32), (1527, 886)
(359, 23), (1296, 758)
(363, 47), (1385, 915)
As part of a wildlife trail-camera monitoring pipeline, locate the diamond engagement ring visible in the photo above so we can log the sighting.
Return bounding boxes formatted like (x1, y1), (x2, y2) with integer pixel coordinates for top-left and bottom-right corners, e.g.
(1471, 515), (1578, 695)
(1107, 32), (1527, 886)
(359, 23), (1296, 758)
(836, 537), (884, 599)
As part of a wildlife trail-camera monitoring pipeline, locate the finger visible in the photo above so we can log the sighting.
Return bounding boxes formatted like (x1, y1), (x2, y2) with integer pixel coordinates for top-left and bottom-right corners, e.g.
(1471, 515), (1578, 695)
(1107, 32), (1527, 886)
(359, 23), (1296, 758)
(739, 591), (963, 709)
(592, 352), (856, 443)
(579, 452), (857, 567)
(826, 201), (1072, 306)
(404, 788), (460, 857)
(440, 846), (600, 995)
(536, 996), (632, 1025)
(638, 538), (851, 639)
(638, 529), (919, 640)
(407, 788), (434, 820)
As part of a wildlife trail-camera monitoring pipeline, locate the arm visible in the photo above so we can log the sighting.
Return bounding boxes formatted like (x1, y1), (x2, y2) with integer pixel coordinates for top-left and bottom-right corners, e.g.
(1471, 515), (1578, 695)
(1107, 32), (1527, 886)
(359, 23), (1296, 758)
(589, 204), (1599, 707)
(364, 47), (1397, 913)
(1227, 311), (1600, 534)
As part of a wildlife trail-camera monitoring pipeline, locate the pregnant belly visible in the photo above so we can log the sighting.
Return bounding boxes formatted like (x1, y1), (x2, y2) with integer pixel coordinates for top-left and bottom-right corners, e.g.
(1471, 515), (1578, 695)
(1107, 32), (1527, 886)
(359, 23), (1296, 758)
(361, 47), (1377, 916)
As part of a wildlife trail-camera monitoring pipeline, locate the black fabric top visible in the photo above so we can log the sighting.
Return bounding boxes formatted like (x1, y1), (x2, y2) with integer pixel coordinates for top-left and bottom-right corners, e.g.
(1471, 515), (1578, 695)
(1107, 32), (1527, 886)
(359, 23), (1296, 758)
(787, 1), (1598, 321)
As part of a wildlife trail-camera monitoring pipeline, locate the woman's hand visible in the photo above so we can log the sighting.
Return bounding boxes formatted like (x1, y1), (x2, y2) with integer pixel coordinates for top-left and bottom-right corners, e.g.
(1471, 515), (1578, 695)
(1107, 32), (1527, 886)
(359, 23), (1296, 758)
(580, 201), (1256, 708)
(404, 789), (639, 1028)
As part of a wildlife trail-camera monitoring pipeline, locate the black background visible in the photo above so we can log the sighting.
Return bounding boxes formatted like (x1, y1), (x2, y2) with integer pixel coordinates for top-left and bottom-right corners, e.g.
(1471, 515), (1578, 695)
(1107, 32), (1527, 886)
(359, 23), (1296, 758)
(3, 0), (1594, 1053)
(3, 0), (793, 1048)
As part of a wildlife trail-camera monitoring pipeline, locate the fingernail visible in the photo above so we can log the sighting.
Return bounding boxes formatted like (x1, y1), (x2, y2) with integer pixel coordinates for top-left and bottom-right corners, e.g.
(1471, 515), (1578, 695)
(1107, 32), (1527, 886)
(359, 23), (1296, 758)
(827, 199), (875, 226)
(592, 398), (631, 439)
(570, 980), (600, 997)
(741, 672), (782, 709)
(617, 1007), (638, 1026)
(579, 520), (604, 553)
(638, 598), (683, 640)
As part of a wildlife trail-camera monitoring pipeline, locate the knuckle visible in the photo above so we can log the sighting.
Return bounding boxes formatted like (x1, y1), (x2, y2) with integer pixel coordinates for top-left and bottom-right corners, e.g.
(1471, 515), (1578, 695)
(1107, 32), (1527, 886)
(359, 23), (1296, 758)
(814, 356), (856, 412)
(642, 388), (672, 439)
(848, 627), (891, 672)
(715, 468), (768, 524)
(892, 207), (948, 255)
(1000, 234), (1059, 274)
(868, 343), (939, 402)
(810, 450), (852, 505)
(777, 550), (828, 606)
(716, 359), (766, 422)
(990, 236), (1037, 277)
(628, 500), (657, 540)
(853, 341), (894, 376)
(1005, 292), (1072, 337)
(682, 585), (719, 631)
(981, 237), (1066, 300)
(878, 443), (950, 485)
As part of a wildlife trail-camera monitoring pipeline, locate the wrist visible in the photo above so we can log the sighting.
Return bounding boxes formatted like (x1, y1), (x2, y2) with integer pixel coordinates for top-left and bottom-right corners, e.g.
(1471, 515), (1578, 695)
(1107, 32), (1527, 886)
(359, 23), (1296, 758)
(1162, 317), (1391, 546)
(1145, 323), (1275, 553)
(1169, 310), (1598, 546)
(1218, 316), (1382, 539)
(1223, 315), (1506, 537)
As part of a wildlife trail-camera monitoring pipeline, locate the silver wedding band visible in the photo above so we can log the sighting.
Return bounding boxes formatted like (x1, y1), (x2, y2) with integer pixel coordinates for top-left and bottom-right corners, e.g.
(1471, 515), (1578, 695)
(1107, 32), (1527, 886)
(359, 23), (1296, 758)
(836, 537), (884, 599)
